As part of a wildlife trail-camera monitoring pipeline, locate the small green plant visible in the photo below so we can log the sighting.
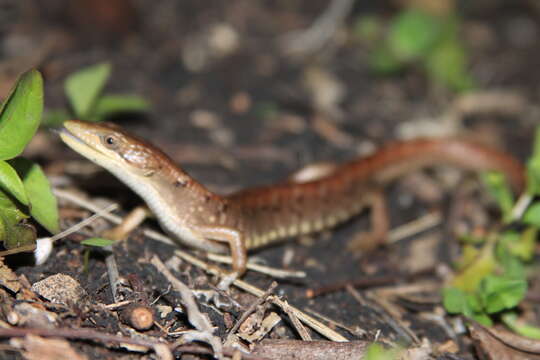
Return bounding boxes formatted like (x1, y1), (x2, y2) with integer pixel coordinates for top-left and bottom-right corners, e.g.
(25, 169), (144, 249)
(44, 62), (150, 125)
(81, 237), (115, 272)
(443, 126), (540, 331)
(364, 343), (401, 360)
(0, 70), (59, 256)
(354, 8), (474, 92)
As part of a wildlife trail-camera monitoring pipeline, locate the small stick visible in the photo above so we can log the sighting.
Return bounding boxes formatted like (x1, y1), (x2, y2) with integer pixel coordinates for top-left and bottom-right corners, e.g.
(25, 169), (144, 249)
(282, 300), (312, 341)
(208, 254), (306, 279)
(347, 285), (419, 345)
(105, 248), (121, 303)
(0, 244), (36, 257)
(103, 300), (132, 310)
(280, 0), (355, 56)
(150, 255), (223, 359)
(388, 211), (442, 244)
(303, 308), (366, 338)
(51, 203), (119, 243)
(306, 275), (397, 298)
(510, 192), (532, 221)
(227, 281), (277, 342)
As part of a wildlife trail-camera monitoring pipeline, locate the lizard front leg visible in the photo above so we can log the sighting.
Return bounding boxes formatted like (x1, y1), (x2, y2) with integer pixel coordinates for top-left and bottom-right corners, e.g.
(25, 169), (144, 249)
(195, 225), (247, 289)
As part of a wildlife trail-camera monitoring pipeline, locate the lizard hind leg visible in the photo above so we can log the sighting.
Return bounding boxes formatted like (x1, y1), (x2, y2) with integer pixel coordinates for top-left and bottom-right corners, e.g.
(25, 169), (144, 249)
(346, 188), (389, 253)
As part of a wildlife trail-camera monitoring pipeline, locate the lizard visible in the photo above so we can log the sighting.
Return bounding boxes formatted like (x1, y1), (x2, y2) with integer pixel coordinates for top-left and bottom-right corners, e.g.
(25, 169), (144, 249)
(59, 119), (525, 287)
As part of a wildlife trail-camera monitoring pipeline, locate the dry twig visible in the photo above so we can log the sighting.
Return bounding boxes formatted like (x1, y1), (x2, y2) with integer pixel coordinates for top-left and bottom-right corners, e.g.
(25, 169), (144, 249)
(280, 0), (355, 56)
(226, 281), (277, 343)
(150, 255), (223, 359)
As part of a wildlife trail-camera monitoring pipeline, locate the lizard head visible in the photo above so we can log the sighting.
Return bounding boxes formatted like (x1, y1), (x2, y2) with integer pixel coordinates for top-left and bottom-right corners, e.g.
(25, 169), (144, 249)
(60, 120), (172, 179)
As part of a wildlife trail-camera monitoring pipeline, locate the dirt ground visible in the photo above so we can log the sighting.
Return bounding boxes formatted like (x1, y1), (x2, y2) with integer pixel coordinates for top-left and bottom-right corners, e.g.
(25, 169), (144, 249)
(1, 1), (540, 359)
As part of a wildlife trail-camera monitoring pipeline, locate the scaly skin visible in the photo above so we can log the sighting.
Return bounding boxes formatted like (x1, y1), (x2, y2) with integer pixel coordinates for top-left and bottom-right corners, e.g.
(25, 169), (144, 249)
(60, 119), (525, 280)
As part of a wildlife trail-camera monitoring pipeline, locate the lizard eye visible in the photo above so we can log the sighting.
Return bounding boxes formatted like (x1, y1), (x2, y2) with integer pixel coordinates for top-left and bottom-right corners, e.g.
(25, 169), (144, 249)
(102, 135), (118, 149)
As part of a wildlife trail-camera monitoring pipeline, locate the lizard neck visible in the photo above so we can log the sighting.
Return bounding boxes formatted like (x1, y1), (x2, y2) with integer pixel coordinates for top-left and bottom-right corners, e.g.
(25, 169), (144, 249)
(108, 157), (229, 253)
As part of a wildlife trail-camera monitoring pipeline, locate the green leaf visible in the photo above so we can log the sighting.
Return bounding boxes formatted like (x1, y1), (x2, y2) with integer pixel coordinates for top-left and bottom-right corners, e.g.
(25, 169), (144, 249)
(64, 62), (111, 118)
(364, 343), (400, 360)
(93, 94), (150, 120)
(466, 293), (483, 313)
(41, 109), (71, 127)
(81, 237), (115, 247)
(369, 45), (403, 74)
(0, 160), (28, 205)
(523, 203), (540, 226)
(0, 189), (29, 222)
(0, 190), (35, 250)
(425, 38), (474, 92)
(253, 101), (279, 120)
(512, 227), (537, 262)
(9, 158), (59, 234)
(387, 9), (442, 61)
(480, 275), (527, 313)
(443, 287), (469, 313)
(527, 127), (540, 194)
(0, 69), (43, 160)
(2, 219), (36, 250)
(352, 15), (383, 43)
(452, 240), (497, 293)
(527, 158), (540, 195)
(481, 171), (514, 220)
(502, 312), (540, 339)
(471, 312), (493, 327)
(497, 237), (528, 276)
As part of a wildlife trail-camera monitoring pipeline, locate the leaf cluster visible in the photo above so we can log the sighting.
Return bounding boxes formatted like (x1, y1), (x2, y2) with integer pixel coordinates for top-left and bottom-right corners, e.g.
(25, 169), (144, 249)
(353, 8), (474, 92)
(0, 70), (59, 254)
(443, 127), (540, 336)
(43, 62), (149, 125)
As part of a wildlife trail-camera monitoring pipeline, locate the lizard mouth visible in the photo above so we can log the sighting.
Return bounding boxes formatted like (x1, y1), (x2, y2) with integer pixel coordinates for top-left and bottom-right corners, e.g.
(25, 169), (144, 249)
(58, 126), (82, 144)
(59, 122), (107, 159)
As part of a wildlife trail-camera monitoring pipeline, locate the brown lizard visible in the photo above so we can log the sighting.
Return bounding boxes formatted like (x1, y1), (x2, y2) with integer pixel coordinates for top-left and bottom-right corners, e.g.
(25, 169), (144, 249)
(59, 120), (525, 286)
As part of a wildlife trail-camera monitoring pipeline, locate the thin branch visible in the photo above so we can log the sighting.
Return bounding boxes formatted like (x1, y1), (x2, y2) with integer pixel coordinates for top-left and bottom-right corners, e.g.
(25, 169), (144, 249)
(208, 254), (306, 279)
(51, 203), (119, 243)
(388, 211), (442, 243)
(227, 281), (277, 342)
(150, 255), (223, 359)
(280, 0), (355, 56)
